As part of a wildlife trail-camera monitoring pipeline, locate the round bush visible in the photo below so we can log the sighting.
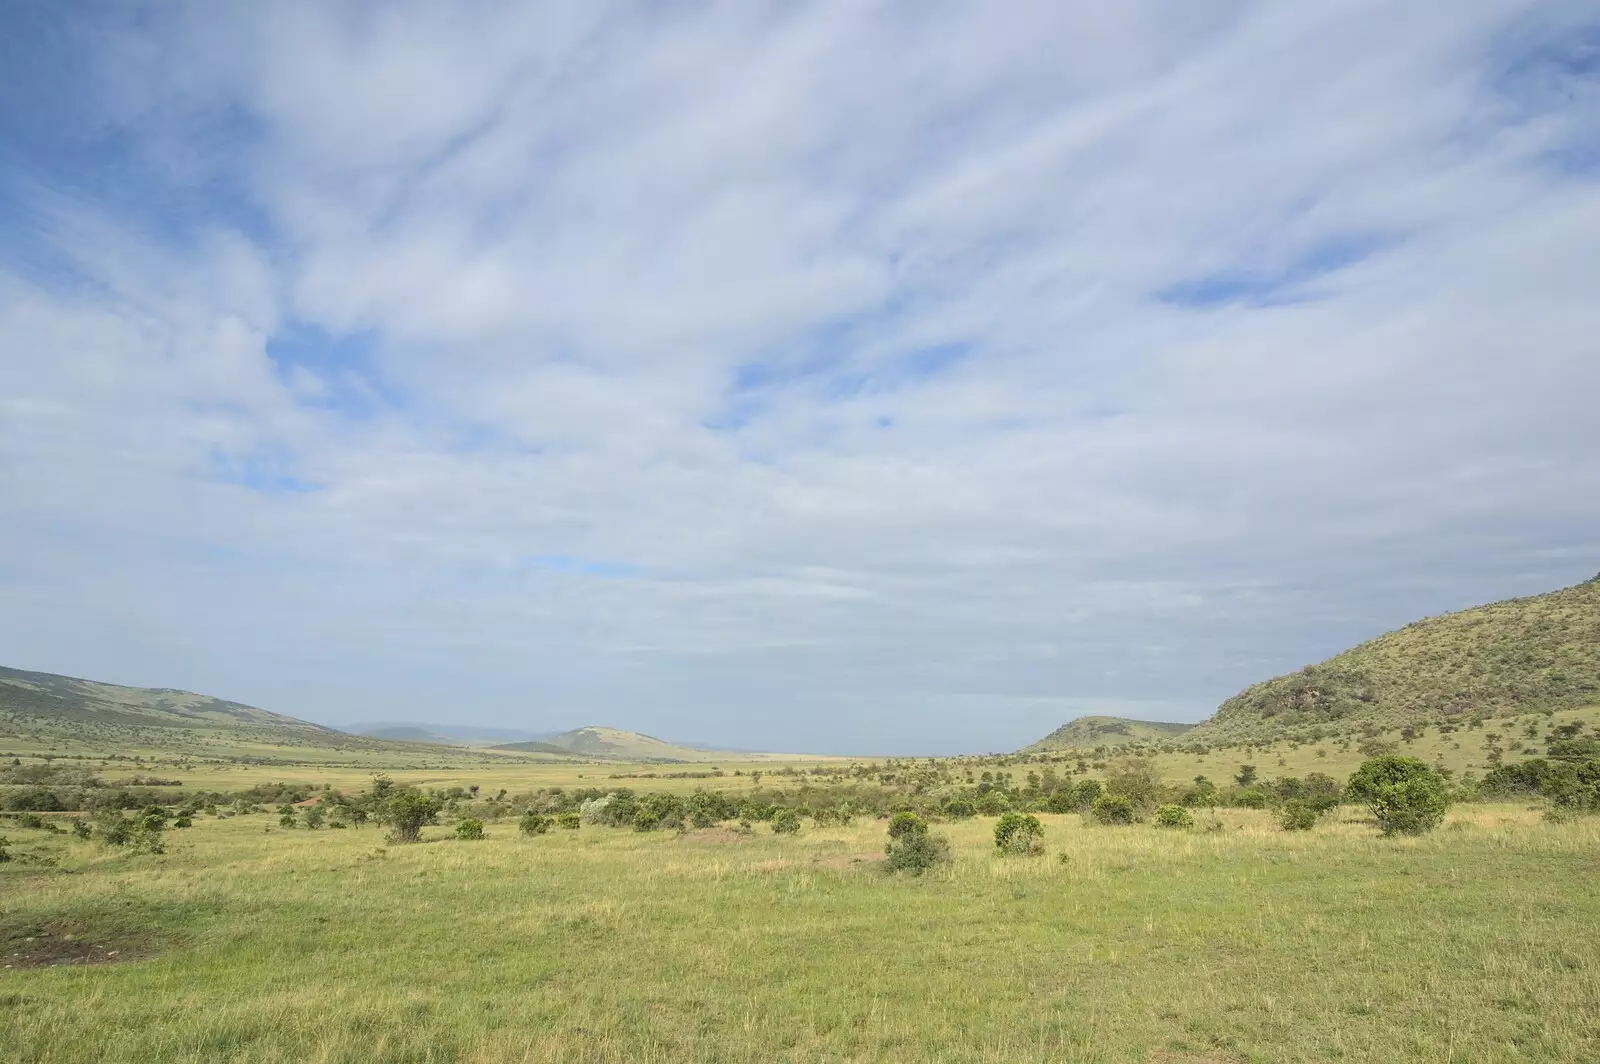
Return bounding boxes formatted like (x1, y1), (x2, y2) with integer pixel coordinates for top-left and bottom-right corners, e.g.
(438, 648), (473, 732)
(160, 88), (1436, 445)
(888, 811), (927, 839)
(520, 812), (552, 836)
(993, 812), (1044, 855)
(770, 808), (801, 834)
(1152, 804), (1193, 829)
(556, 811), (581, 830)
(942, 798), (976, 819)
(455, 819), (485, 840)
(1278, 800), (1320, 831)
(1346, 756), (1449, 836)
(1089, 794), (1136, 825)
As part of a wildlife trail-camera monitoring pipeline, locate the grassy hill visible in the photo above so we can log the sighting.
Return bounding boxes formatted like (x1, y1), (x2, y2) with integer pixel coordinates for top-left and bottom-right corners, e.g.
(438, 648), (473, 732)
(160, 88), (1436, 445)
(1021, 715), (1196, 754)
(496, 726), (726, 762)
(0, 665), (514, 765)
(1191, 574), (1600, 744)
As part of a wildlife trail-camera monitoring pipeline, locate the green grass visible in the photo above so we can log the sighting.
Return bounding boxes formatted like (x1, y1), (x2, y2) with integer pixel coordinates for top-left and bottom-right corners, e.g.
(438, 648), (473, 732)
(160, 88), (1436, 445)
(4, 804), (1597, 1063)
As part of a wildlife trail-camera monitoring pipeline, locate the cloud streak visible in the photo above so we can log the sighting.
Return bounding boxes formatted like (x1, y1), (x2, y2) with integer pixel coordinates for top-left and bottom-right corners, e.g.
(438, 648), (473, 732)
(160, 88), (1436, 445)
(1, 0), (1597, 753)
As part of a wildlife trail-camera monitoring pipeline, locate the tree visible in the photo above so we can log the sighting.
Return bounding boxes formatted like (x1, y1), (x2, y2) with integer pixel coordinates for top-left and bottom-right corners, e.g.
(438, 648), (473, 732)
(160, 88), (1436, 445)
(1234, 764), (1258, 787)
(520, 812), (552, 836)
(888, 811), (927, 839)
(770, 808), (801, 834)
(455, 819), (485, 840)
(1089, 794), (1136, 825)
(884, 816), (949, 875)
(1103, 757), (1162, 811)
(382, 791), (441, 843)
(993, 812), (1044, 854)
(1346, 756), (1449, 836)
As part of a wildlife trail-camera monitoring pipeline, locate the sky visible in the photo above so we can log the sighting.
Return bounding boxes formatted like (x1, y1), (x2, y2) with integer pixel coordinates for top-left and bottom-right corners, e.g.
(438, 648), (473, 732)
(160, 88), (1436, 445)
(1, 1), (1597, 755)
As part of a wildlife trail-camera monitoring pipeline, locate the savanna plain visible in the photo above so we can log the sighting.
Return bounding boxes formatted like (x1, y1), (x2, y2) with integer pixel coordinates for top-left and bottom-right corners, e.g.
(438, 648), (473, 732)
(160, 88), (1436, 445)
(3, 790), (1597, 1063)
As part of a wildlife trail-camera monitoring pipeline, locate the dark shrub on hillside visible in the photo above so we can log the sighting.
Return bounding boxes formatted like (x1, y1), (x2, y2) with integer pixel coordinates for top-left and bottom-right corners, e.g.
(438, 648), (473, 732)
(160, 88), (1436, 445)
(556, 811), (581, 830)
(1152, 804), (1193, 829)
(770, 808), (801, 834)
(1346, 756), (1449, 836)
(520, 812), (552, 836)
(1233, 788), (1271, 809)
(1089, 794), (1136, 825)
(1279, 801), (1321, 831)
(1481, 758), (1600, 811)
(993, 812), (1044, 854)
(455, 819), (485, 840)
(975, 790), (1012, 816)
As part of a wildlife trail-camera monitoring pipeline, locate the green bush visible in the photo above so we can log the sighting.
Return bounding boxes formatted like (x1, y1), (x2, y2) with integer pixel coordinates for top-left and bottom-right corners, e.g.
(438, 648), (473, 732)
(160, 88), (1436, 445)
(520, 812), (552, 836)
(1346, 756), (1449, 836)
(993, 812), (1044, 854)
(1152, 804), (1193, 829)
(884, 828), (950, 875)
(0, 835), (9, 862)
(975, 791), (1012, 816)
(941, 797), (976, 819)
(1088, 794), (1136, 825)
(556, 811), (581, 830)
(1233, 788), (1271, 809)
(770, 808), (801, 834)
(455, 819), (485, 840)
(887, 811), (927, 839)
(1278, 800), (1320, 831)
(381, 791), (441, 843)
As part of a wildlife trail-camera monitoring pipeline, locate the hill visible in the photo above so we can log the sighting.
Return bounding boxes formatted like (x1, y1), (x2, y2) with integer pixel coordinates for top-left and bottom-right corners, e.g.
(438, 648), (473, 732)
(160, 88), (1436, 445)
(1191, 574), (1600, 744)
(0, 665), (493, 763)
(342, 722), (559, 745)
(1021, 715), (1196, 754)
(495, 726), (802, 763)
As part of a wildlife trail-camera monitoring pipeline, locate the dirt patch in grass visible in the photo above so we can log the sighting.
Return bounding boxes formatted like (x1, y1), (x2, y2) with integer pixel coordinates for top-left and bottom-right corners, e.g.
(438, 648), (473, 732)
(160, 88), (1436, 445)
(1147, 1050), (1246, 1064)
(815, 852), (886, 871)
(1, 898), (208, 970)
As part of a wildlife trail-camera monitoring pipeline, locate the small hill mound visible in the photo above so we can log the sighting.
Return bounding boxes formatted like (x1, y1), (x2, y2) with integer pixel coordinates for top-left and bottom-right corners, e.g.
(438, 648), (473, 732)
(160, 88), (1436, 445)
(497, 726), (721, 762)
(1192, 574), (1600, 744)
(1022, 715), (1195, 754)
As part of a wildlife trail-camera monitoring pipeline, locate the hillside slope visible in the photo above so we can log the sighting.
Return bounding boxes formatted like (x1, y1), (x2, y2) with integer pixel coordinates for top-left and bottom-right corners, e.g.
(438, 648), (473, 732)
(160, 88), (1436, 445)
(1192, 574), (1600, 743)
(496, 726), (722, 762)
(1022, 715), (1195, 754)
(0, 665), (463, 761)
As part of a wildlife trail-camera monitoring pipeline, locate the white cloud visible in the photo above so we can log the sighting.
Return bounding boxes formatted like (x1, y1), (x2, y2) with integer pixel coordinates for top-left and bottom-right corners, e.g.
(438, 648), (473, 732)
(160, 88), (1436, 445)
(0, 0), (1596, 752)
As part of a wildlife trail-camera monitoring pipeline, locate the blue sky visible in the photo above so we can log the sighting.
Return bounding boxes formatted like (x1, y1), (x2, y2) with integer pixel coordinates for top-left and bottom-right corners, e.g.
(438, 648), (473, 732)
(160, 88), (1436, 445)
(1, 1), (1597, 754)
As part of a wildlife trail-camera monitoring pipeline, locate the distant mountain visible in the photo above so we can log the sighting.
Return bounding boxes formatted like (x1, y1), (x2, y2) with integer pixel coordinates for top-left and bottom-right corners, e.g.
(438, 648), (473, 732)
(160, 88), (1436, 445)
(496, 726), (756, 763)
(1021, 715), (1196, 754)
(1191, 573), (1600, 744)
(342, 722), (560, 745)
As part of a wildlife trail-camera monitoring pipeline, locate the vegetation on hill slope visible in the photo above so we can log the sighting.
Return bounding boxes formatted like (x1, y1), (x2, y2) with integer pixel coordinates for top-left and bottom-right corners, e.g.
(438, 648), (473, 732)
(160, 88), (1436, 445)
(1193, 574), (1600, 744)
(1021, 715), (1195, 754)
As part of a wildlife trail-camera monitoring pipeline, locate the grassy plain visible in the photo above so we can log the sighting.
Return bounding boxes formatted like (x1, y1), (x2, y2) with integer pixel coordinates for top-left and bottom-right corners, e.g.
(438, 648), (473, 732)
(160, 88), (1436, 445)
(4, 803), (1598, 1063)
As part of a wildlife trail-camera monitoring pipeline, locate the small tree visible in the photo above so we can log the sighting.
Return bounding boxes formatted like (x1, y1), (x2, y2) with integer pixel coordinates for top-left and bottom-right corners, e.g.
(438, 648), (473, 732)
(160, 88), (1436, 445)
(888, 811), (927, 839)
(993, 812), (1044, 854)
(556, 811), (581, 830)
(884, 821), (949, 875)
(1089, 794), (1136, 825)
(1152, 804), (1192, 829)
(1346, 756), (1449, 836)
(520, 812), (552, 836)
(770, 808), (801, 834)
(303, 804), (326, 829)
(455, 819), (485, 841)
(382, 791), (441, 843)
(1234, 764), (1258, 787)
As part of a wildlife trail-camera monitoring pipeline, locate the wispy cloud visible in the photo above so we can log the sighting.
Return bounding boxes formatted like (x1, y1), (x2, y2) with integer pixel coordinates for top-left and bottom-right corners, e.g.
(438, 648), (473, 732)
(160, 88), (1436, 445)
(1, 1), (1596, 753)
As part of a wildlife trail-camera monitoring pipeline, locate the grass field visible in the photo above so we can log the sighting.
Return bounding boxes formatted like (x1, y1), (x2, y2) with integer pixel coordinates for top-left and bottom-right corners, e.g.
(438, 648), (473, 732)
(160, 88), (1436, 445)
(4, 803), (1597, 1063)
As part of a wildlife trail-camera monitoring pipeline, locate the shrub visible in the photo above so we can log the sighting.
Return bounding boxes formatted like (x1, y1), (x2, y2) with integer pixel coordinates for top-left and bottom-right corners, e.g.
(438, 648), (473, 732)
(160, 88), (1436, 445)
(303, 805), (326, 829)
(884, 829), (950, 875)
(942, 797), (976, 819)
(770, 808), (801, 834)
(1152, 804), (1192, 829)
(556, 811), (581, 830)
(455, 819), (485, 841)
(1088, 794), (1136, 825)
(1278, 801), (1320, 831)
(382, 791), (441, 843)
(1233, 788), (1270, 809)
(1104, 757), (1162, 811)
(888, 811), (927, 839)
(0, 835), (9, 862)
(520, 812), (552, 836)
(975, 790), (1012, 816)
(70, 818), (91, 840)
(1346, 756), (1449, 836)
(993, 812), (1044, 854)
